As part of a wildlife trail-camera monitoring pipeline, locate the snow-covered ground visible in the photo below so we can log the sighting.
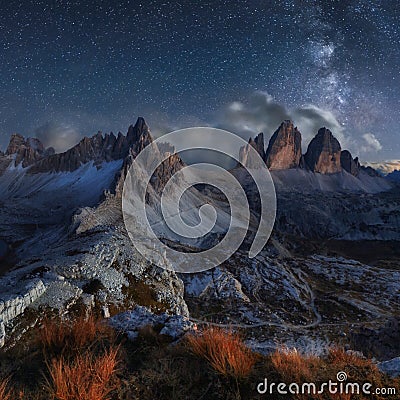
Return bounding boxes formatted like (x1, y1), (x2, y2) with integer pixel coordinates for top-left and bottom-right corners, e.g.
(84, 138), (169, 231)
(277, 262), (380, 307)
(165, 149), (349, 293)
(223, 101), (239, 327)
(0, 160), (122, 243)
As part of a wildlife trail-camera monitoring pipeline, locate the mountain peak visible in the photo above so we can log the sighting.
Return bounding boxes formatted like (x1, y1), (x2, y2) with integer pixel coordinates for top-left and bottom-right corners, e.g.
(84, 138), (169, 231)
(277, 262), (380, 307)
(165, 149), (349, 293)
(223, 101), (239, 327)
(304, 127), (342, 174)
(127, 117), (153, 154)
(265, 120), (302, 170)
(5, 133), (53, 167)
(341, 149), (360, 177)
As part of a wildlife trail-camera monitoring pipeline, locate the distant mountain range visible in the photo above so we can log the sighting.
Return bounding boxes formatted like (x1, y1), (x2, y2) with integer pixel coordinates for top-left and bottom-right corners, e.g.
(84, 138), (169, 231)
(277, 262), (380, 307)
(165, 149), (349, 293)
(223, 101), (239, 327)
(387, 170), (400, 182)
(0, 118), (394, 190)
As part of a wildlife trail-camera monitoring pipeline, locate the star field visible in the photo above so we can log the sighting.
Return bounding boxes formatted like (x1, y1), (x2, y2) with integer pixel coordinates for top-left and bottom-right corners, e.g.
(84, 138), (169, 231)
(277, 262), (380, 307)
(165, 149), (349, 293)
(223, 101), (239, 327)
(0, 0), (399, 160)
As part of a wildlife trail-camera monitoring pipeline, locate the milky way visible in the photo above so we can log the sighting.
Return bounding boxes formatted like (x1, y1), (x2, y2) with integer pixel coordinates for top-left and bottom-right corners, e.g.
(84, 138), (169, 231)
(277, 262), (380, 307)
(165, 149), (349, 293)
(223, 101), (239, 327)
(0, 1), (399, 161)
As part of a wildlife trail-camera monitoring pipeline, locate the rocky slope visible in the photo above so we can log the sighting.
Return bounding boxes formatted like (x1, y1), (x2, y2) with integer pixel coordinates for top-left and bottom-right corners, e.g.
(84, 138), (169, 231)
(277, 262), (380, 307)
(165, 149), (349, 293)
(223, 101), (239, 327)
(0, 118), (190, 349)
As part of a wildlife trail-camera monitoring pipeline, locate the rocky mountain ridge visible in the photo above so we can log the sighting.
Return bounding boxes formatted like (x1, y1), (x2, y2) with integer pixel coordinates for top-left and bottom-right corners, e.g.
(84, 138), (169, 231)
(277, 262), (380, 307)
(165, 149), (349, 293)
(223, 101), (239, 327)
(0, 118), (378, 181)
(240, 120), (365, 177)
(4, 117), (153, 173)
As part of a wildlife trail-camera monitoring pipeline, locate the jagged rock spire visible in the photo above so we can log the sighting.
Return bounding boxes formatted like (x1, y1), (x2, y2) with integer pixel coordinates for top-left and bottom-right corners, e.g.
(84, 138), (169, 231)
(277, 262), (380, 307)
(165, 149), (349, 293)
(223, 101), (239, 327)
(304, 127), (342, 174)
(341, 150), (360, 176)
(265, 120), (302, 170)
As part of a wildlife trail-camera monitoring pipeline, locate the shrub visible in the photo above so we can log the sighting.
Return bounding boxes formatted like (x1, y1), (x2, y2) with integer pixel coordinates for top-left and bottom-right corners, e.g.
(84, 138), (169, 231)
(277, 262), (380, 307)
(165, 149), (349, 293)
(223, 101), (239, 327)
(186, 327), (257, 379)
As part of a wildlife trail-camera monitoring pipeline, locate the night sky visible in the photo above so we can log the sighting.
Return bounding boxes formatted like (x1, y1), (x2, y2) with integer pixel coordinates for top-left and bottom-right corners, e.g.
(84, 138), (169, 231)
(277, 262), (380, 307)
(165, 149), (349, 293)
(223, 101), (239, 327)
(0, 0), (399, 162)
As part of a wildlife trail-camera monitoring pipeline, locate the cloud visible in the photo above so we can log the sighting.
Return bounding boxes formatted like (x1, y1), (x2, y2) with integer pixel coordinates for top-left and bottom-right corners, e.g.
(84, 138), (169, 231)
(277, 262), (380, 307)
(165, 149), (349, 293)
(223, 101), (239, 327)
(35, 121), (81, 153)
(363, 160), (400, 175)
(214, 91), (289, 138)
(291, 104), (346, 145)
(361, 133), (382, 152)
(214, 91), (346, 148)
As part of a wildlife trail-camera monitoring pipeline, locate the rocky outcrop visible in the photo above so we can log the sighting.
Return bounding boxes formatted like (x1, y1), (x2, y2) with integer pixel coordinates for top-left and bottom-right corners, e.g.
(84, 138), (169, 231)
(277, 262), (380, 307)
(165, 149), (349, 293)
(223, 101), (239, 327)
(351, 318), (400, 360)
(239, 132), (266, 168)
(265, 120), (302, 170)
(126, 117), (153, 155)
(5, 134), (54, 167)
(110, 305), (194, 341)
(110, 122), (184, 197)
(304, 127), (342, 174)
(378, 357), (400, 378)
(251, 132), (266, 159)
(0, 279), (46, 347)
(341, 150), (360, 176)
(0, 153), (11, 176)
(150, 151), (184, 194)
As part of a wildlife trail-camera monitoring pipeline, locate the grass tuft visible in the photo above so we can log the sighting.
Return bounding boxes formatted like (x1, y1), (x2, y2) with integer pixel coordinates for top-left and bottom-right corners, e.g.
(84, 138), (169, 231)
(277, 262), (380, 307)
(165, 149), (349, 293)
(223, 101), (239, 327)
(0, 378), (11, 400)
(39, 313), (115, 356)
(186, 327), (257, 379)
(46, 347), (119, 400)
(271, 346), (322, 382)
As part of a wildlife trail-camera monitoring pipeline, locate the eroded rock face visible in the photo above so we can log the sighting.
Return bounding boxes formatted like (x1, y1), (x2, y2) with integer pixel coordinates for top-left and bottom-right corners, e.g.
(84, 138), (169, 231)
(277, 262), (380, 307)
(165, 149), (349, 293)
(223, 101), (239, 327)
(110, 306), (194, 341)
(341, 150), (360, 176)
(111, 126), (184, 198)
(0, 279), (46, 335)
(265, 120), (302, 170)
(304, 127), (342, 174)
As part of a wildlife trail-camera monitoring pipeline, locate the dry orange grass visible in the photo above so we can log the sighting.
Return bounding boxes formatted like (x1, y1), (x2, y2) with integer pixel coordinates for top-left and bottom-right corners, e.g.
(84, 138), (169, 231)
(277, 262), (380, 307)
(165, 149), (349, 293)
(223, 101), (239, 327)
(40, 313), (114, 355)
(0, 378), (11, 400)
(270, 347), (346, 400)
(327, 346), (385, 393)
(186, 327), (257, 379)
(46, 347), (119, 400)
(271, 347), (323, 383)
(328, 347), (376, 371)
